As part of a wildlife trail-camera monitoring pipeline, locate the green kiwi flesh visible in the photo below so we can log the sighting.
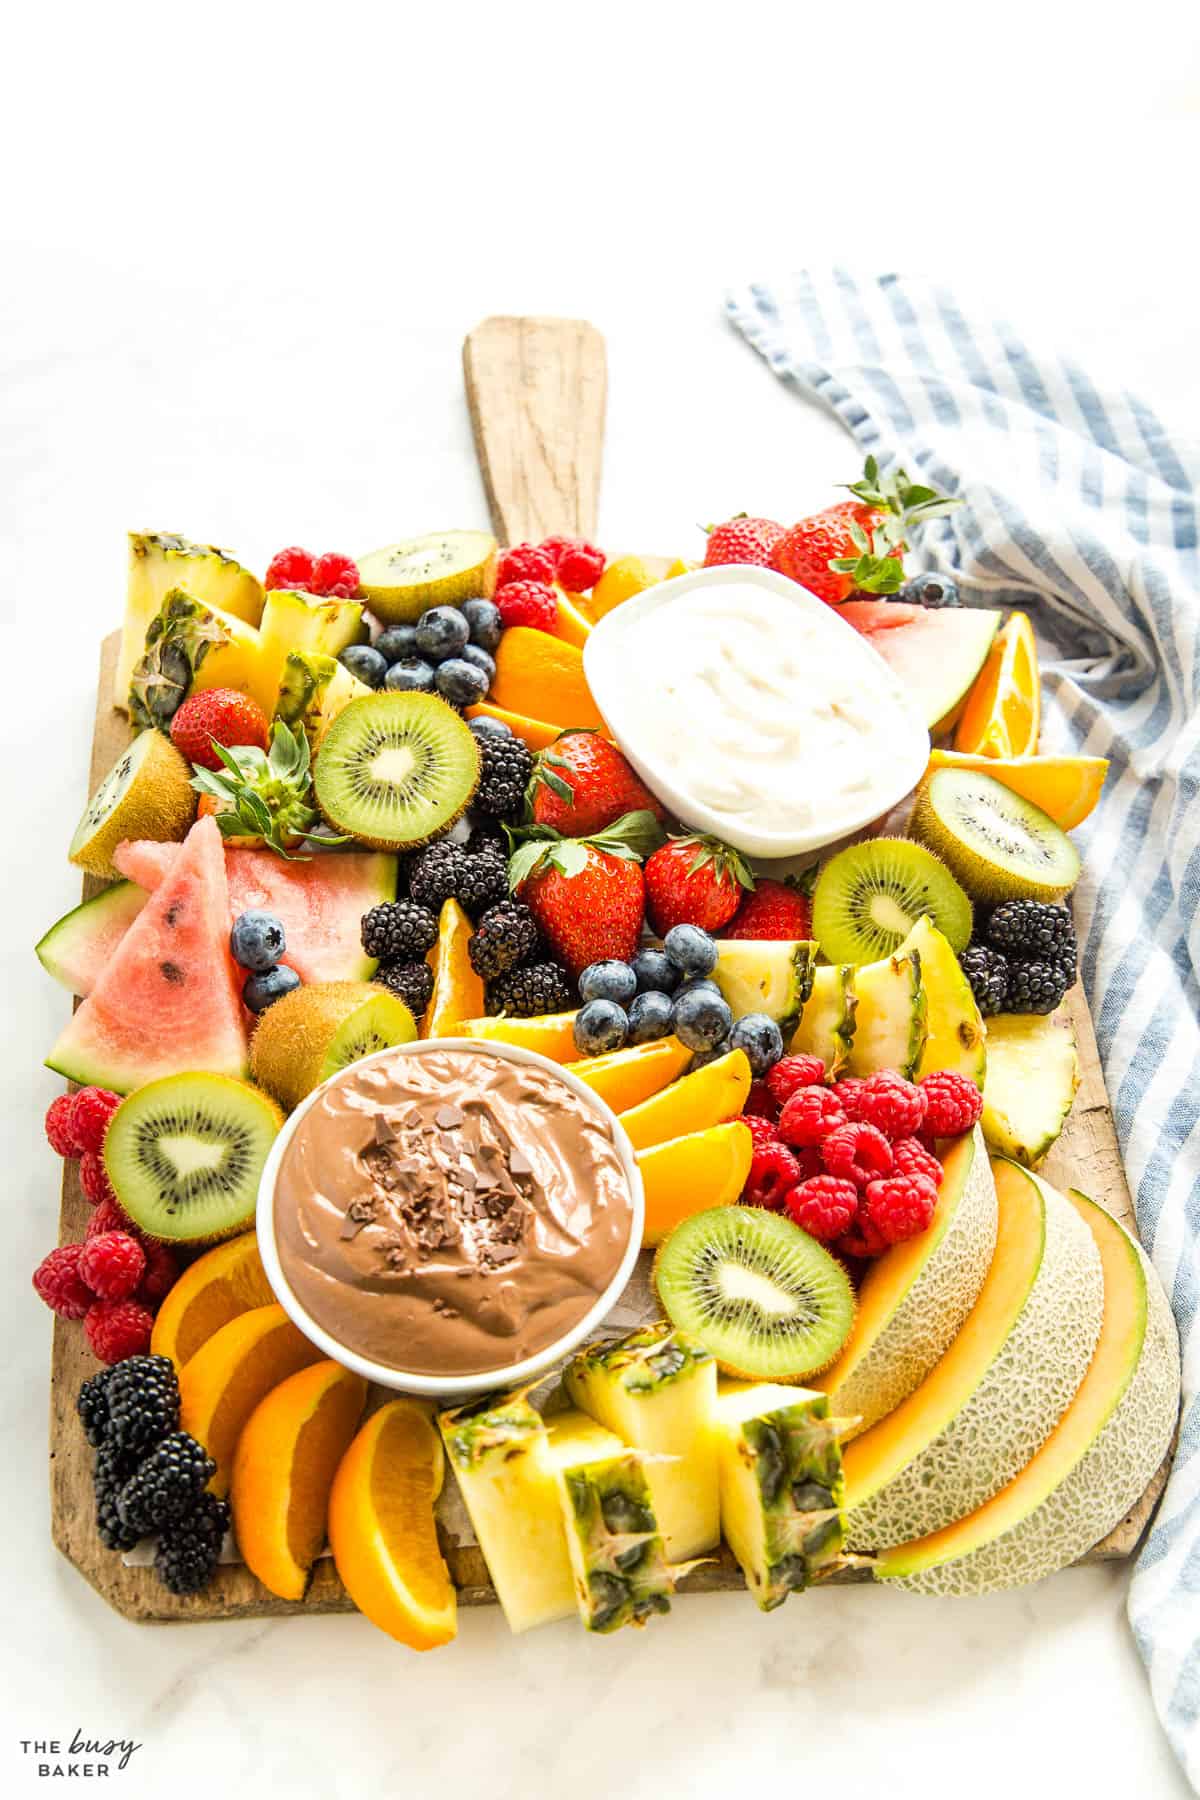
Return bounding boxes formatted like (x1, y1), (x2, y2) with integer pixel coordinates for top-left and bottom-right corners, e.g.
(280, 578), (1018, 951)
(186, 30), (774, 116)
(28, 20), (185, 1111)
(911, 767), (1080, 903)
(812, 837), (972, 965)
(313, 692), (480, 850)
(654, 1206), (855, 1381)
(323, 991), (418, 1077)
(103, 1072), (282, 1244)
(357, 531), (497, 624)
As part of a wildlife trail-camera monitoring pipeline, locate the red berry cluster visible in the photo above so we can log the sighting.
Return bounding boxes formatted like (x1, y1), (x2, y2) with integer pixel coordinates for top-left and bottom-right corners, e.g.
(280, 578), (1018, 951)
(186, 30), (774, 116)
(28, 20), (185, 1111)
(35, 1090), (179, 1363)
(740, 1062), (982, 1261)
(264, 547), (361, 598)
(492, 536), (607, 636)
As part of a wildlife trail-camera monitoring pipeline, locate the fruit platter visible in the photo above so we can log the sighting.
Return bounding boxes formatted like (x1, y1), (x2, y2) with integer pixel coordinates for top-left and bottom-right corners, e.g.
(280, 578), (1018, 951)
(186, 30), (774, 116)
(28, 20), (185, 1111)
(40, 317), (1179, 1640)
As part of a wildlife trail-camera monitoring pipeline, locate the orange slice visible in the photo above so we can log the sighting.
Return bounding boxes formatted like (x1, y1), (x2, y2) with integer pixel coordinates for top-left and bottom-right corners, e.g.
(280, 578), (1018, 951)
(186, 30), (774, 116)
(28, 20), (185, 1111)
(231, 1360), (368, 1601)
(463, 702), (565, 752)
(565, 1036), (692, 1112)
(328, 1399), (456, 1651)
(927, 748), (1108, 831)
(638, 1121), (753, 1247)
(178, 1303), (324, 1495)
(552, 588), (594, 648)
(954, 612), (1040, 758)
(150, 1231), (275, 1371)
(590, 555), (657, 619)
(619, 1048), (752, 1151)
(456, 1009), (580, 1063)
(422, 899), (484, 1037)
(491, 628), (606, 731)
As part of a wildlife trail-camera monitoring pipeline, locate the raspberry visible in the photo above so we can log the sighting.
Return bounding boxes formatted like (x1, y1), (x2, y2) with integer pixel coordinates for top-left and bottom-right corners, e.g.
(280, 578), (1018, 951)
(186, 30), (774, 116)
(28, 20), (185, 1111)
(835, 1214), (890, 1259)
(766, 1054), (827, 1109)
(493, 580), (558, 632)
(865, 1173), (938, 1246)
(69, 1087), (122, 1155)
(744, 1080), (779, 1121)
(842, 1071), (927, 1140)
(785, 1175), (859, 1241)
(33, 1244), (93, 1320)
(86, 1196), (138, 1240)
(84, 1299), (155, 1364)
(45, 1092), (81, 1158)
(892, 1136), (944, 1188)
(309, 551), (360, 598)
(137, 1240), (180, 1309)
(821, 1122), (894, 1187)
(79, 1150), (115, 1208)
(742, 1140), (803, 1210)
(264, 546), (316, 591)
(919, 1070), (984, 1138)
(79, 1232), (146, 1302)
(777, 1085), (846, 1149)
(554, 540), (606, 591)
(743, 1113), (781, 1153)
(495, 543), (557, 588)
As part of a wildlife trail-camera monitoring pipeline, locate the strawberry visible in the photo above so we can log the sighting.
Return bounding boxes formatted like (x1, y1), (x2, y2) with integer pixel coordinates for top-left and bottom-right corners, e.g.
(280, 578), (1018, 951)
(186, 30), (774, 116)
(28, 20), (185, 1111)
(529, 732), (667, 837)
(508, 812), (663, 980)
(772, 458), (963, 603)
(724, 878), (813, 941)
(170, 688), (270, 772)
(643, 835), (753, 935)
(702, 516), (785, 568)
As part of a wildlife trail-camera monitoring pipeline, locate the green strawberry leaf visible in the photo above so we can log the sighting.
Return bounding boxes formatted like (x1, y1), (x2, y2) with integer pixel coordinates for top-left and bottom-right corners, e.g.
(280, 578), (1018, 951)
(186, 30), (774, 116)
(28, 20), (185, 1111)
(508, 838), (555, 890)
(585, 809), (667, 862)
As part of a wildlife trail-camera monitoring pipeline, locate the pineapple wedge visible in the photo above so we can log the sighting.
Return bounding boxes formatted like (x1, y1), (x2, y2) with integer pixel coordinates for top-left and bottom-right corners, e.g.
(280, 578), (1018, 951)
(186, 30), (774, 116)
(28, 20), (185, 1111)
(274, 650), (371, 749)
(714, 1380), (846, 1611)
(845, 948), (927, 1079)
(789, 963), (858, 1076)
(128, 588), (267, 728)
(116, 532), (263, 712)
(256, 589), (364, 716)
(564, 1324), (720, 1559)
(545, 1410), (675, 1633)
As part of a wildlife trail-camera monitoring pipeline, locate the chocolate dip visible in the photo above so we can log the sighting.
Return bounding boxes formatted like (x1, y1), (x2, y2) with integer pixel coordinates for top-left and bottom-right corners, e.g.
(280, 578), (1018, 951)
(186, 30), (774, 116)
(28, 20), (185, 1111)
(272, 1045), (635, 1378)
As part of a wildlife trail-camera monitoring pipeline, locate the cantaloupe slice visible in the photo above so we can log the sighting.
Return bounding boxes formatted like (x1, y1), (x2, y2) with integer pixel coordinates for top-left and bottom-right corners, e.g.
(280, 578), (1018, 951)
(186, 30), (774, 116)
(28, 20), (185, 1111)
(816, 1129), (997, 1437)
(842, 1161), (1104, 1550)
(875, 1182), (1180, 1593)
(564, 1037), (693, 1112)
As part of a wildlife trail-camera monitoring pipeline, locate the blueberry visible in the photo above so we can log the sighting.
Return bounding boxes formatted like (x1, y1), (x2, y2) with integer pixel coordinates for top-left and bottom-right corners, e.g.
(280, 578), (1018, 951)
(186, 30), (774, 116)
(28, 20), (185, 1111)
(375, 625), (419, 665)
(672, 986), (732, 1052)
(242, 964), (302, 1014)
(230, 910), (286, 972)
(416, 606), (470, 662)
(573, 999), (629, 1057)
(435, 658), (490, 706)
(900, 572), (960, 608)
(338, 644), (388, 688)
(728, 1012), (785, 1076)
(462, 598), (503, 653)
(664, 924), (718, 978)
(385, 658), (436, 693)
(627, 989), (674, 1044)
(630, 947), (681, 995)
(579, 959), (638, 1006)
(469, 715), (512, 740)
(458, 643), (496, 685)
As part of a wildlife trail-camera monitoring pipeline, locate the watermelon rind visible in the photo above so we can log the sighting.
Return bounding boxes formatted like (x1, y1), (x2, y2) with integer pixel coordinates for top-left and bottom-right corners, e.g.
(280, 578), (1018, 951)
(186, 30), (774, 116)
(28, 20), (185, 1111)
(36, 881), (148, 998)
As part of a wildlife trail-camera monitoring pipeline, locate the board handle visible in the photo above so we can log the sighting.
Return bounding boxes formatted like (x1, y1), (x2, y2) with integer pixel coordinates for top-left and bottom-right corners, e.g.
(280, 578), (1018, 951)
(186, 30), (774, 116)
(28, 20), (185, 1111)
(463, 316), (607, 547)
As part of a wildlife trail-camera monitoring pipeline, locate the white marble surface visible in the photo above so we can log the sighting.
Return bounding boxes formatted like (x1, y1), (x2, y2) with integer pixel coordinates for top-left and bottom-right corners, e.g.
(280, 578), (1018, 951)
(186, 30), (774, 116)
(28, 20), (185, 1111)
(3, 10), (1198, 1795)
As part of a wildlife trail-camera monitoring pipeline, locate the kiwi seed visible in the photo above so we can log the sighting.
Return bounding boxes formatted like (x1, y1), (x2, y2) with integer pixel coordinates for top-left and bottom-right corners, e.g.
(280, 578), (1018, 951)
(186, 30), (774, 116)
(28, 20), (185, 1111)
(811, 836), (972, 965)
(313, 692), (480, 851)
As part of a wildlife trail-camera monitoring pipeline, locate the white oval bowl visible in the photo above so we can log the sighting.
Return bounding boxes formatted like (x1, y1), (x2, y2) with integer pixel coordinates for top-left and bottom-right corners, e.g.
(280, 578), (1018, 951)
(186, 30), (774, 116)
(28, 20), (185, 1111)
(256, 1036), (644, 1400)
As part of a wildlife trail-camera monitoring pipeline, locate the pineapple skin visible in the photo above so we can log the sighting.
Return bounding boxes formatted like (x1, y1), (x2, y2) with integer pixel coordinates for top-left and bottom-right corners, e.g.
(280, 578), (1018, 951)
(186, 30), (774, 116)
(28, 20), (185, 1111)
(274, 650), (371, 750)
(128, 587), (266, 727)
(564, 1324), (721, 1560)
(256, 590), (363, 717)
(547, 1412), (674, 1633)
(116, 531), (264, 712)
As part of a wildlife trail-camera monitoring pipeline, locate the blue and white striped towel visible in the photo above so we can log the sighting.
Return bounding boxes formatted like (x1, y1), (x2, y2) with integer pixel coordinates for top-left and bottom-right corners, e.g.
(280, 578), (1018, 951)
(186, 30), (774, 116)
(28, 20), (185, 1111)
(726, 270), (1199, 1789)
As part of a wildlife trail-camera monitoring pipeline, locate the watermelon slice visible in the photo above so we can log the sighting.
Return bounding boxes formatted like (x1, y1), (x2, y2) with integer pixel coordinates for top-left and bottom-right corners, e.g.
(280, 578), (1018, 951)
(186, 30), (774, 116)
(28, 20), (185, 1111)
(838, 602), (1002, 734)
(47, 816), (248, 1092)
(111, 842), (398, 983)
(36, 881), (149, 998)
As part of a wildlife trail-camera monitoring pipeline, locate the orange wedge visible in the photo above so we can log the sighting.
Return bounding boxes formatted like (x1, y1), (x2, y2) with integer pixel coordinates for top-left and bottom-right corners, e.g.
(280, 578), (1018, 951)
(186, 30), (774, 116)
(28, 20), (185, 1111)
(954, 611), (1040, 757)
(422, 899), (484, 1037)
(491, 628), (606, 731)
(619, 1048), (752, 1151)
(638, 1121), (753, 1247)
(565, 1036), (692, 1112)
(328, 1399), (456, 1651)
(456, 1009), (580, 1063)
(178, 1303), (324, 1495)
(590, 554), (657, 619)
(927, 748), (1109, 831)
(150, 1231), (275, 1371)
(463, 701), (564, 752)
(231, 1360), (368, 1601)
(552, 588), (594, 648)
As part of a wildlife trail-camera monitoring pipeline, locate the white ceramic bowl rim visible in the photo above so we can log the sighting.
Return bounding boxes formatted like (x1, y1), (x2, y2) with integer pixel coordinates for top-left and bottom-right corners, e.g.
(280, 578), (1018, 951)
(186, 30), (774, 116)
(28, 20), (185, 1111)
(255, 1036), (645, 1400)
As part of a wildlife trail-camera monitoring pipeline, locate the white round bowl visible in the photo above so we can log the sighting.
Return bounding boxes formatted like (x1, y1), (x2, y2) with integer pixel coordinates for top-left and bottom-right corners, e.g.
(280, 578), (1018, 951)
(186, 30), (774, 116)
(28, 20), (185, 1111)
(256, 1036), (645, 1401)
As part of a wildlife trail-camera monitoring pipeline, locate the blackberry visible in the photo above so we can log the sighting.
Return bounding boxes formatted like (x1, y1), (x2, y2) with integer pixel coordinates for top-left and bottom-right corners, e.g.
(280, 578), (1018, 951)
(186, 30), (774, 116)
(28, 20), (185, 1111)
(154, 1492), (230, 1596)
(456, 840), (510, 919)
(986, 901), (1076, 964)
(375, 959), (435, 1016)
(960, 945), (1010, 1016)
(361, 900), (439, 962)
(486, 960), (574, 1018)
(104, 1354), (180, 1454)
(116, 1431), (216, 1535)
(1006, 959), (1070, 1015)
(407, 840), (468, 913)
(474, 732), (533, 821)
(468, 900), (540, 980)
(94, 1441), (141, 1549)
(77, 1365), (118, 1447)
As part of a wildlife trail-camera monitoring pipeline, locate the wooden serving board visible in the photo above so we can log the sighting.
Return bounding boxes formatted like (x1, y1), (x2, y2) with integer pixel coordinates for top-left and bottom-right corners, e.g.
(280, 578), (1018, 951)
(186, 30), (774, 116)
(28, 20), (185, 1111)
(49, 316), (1170, 1623)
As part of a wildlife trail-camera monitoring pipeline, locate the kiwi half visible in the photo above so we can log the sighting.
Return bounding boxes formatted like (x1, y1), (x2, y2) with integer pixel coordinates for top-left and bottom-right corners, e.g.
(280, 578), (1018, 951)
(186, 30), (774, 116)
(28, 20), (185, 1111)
(249, 980), (418, 1111)
(103, 1073), (283, 1244)
(654, 1207), (855, 1382)
(313, 692), (480, 850)
(911, 766), (1080, 903)
(812, 837), (972, 965)
(69, 730), (196, 879)
(357, 531), (497, 625)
